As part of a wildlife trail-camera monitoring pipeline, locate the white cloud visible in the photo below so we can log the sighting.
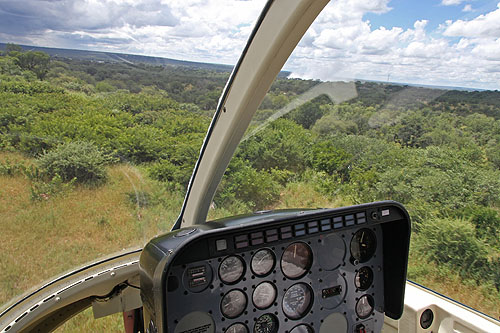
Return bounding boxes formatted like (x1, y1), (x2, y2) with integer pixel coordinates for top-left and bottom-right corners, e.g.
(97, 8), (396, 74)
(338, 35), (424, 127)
(444, 3), (500, 38)
(462, 4), (473, 12)
(441, 0), (465, 6)
(2, 0), (500, 90)
(286, 1), (500, 90)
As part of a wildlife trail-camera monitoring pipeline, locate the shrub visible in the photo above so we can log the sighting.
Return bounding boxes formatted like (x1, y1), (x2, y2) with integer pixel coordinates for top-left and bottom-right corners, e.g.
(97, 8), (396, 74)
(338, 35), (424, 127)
(215, 158), (282, 210)
(37, 141), (111, 185)
(456, 205), (500, 246)
(30, 174), (75, 201)
(415, 218), (491, 281)
(148, 159), (193, 188)
(0, 159), (27, 176)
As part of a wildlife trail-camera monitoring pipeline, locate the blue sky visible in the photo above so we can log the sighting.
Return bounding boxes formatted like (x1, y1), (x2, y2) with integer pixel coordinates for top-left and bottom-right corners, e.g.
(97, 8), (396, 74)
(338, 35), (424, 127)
(365, 0), (496, 31)
(1, 0), (500, 90)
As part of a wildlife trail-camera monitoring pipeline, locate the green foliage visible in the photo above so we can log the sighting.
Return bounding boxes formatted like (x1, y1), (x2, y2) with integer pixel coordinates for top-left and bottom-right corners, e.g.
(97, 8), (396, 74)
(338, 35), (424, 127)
(95, 81), (116, 92)
(37, 141), (111, 185)
(14, 51), (51, 80)
(0, 80), (64, 94)
(148, 158), (193, 189)
(238, 118), (313, 172)
(30, 174), (75, 201)
(456, 205), (500, 246)
(414, 218), (499, 288)
(0, 159), (28, 176)
(215, 158), (282, 211)
(309, 140), (351, 180)
(285, 95), (330, 129)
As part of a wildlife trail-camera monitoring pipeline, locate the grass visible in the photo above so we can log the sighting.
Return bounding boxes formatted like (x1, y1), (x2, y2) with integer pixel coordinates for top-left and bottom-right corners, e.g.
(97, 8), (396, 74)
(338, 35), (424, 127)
(0, 152), (183, 331)
(408, 243), (500, 320)
(57, 308), (124, 332)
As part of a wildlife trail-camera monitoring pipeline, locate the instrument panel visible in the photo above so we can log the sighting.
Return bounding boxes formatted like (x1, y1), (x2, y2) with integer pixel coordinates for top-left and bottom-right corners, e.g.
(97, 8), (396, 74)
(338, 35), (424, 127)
(140, 201), (411, 333)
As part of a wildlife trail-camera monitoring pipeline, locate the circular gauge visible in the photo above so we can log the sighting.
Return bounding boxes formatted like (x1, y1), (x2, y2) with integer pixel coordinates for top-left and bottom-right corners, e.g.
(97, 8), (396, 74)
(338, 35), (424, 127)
(281, 242), (313, 279)
(282, 283), (313, 320)
(221, 289), (247, 319)
(251, 249), (275, 276)
(254, 313), (279, 333)
(355, 266), (374, 291)
(252, 282), (277, 310)
(219, 256), (245, 284)
(226, 323), (248, 333)
(290, 324), (314, 333)
(350, 228), (377, 263)
(356, 295), (374, 319)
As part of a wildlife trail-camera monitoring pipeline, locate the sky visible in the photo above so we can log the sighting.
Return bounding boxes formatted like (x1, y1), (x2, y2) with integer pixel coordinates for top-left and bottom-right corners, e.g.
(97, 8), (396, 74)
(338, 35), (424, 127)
(1, 0), (500, 90)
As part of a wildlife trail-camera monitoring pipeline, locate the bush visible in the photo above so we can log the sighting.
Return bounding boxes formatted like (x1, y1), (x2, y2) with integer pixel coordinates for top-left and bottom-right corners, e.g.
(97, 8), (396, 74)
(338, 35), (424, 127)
(215, 158), (282, 210)
(37, 141), (111, 185)
(30, 174), (75, 201)
(456, 205), (500, 246)
(415, 218), (491, 281)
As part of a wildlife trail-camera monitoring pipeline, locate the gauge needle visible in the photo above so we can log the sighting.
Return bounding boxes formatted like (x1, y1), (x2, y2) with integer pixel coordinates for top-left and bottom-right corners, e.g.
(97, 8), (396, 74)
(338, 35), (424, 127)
(224, 296), (240, 308)
(258, 254), (268, 265)
(294, 245), (297, 258)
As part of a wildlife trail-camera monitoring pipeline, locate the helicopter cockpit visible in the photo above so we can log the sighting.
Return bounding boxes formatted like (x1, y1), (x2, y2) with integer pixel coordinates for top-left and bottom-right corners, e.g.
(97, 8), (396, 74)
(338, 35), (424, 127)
(0, 0), (499, 332)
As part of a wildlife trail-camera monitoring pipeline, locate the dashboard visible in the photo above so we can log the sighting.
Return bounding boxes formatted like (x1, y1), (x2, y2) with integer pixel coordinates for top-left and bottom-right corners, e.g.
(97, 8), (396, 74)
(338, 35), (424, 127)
(139, 201), (411, 333)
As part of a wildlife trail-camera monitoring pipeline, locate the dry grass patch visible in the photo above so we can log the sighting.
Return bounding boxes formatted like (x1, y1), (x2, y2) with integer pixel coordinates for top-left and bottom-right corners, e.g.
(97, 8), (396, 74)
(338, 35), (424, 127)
(0, 157), (179, 308)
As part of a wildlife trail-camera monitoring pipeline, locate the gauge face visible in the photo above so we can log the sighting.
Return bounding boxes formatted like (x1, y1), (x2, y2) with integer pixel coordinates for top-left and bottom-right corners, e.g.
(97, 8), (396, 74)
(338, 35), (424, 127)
(282, 283), (313, 320)
(226, 323), (248, 333)
(254, 313), (279, 333)
(219, 256), (245, 284)
(221, 289), (247, 319)
(252, 282), (277, 310)
(356, 295), (374, 319)
(350, 229), (377, 263)
(355, 266), (374, 291)
(281, 242), (313, 279)
(251, 249), (275, 276)
(290, 324), (314, 333)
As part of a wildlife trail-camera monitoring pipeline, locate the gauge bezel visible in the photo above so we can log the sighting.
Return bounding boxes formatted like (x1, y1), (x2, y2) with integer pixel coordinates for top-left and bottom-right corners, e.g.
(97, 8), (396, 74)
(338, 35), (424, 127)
(289, 324), (314, 333)
(254, 313), (279, 333)
(251, 248), (276, 277)
(220, 289), (248, 319)
(282, 282), (314, 320)
(355, 294), (375, 319)
(252, 281), (277, 310)
(219, 255), (246, 284)
(350, 228), (377, 264)
(355, 266), (374, 291)
(280, 242), (313, 280)
(225, 322), (249, 333)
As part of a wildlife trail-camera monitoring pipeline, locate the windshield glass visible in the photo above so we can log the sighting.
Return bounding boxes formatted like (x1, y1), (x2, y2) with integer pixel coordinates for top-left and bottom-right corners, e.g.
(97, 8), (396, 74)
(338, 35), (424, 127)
(0, 0), (499, 330)
(211, 0), (500, 321)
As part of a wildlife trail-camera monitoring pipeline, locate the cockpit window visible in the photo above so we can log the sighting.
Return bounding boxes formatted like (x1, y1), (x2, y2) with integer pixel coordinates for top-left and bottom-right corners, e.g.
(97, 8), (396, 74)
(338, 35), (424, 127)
(0, 0), (499, 330)
(211, 0), (500, 320)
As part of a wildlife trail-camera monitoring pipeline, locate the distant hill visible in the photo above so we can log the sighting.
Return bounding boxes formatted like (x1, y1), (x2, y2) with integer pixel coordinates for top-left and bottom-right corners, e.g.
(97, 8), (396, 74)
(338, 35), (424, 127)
(0, 42), (291, 77)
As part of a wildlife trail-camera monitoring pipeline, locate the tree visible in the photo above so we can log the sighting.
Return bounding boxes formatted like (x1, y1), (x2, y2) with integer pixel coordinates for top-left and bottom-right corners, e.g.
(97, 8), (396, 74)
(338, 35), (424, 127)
(4, 43), (23, 56)
(15, 51), (50, 80)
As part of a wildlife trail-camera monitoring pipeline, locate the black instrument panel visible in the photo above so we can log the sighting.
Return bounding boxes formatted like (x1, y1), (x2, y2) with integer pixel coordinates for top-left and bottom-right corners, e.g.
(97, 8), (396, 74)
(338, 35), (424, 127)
(140, 201), (411, 333)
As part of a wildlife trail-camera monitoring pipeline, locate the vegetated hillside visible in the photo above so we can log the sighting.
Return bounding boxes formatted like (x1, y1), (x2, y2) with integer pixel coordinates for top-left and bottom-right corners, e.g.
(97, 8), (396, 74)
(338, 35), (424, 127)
(0, 45), (499, 323)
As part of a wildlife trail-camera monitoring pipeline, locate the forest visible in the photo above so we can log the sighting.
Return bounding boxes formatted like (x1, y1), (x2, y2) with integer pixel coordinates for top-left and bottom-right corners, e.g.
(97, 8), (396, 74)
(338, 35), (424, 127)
(0, 44), (499, 329)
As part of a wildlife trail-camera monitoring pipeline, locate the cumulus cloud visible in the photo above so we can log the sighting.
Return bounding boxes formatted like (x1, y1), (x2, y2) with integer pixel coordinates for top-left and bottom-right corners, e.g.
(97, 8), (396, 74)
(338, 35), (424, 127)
(287, 1), (500, 90)
(1, 0), (500, 90)
(441, 0), (465, 5)
(462, 4), (473, 12)
(0, 0), (178, 33)
(444, 3), (500, 38)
